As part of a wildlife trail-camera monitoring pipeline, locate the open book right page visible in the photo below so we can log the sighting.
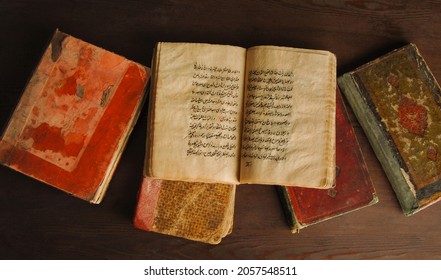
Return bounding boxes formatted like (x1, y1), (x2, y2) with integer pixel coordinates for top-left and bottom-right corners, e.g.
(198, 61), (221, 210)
(240, 46), (336, 188)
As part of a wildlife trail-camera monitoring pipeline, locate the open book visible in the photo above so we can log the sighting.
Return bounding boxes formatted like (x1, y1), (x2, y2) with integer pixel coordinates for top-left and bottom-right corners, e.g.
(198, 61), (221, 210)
(146, 42), (336, 188)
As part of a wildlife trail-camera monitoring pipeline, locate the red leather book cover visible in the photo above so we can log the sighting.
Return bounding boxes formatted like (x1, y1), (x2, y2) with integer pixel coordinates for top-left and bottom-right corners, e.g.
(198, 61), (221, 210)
(0, 29), (150, 203)
(134, 176), (235, 244)
(278, 89), (378, 232)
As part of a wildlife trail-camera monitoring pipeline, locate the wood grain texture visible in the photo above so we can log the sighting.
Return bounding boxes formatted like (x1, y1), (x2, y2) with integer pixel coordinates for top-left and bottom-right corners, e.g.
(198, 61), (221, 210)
(2, 0), (441, 259)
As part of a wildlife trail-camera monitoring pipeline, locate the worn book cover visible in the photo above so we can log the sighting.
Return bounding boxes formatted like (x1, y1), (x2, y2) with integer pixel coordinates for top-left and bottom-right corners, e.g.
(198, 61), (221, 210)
(134, 176), (236, 244)
(278, 89), (378, 232)
(0, 29), (150, 203)
(338, 44), (441, 215)
(146, 42), (336, 189)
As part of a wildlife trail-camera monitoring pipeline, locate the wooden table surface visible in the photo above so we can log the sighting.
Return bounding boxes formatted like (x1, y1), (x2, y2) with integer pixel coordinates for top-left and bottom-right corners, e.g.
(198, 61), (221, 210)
(1, 0), (441, 260)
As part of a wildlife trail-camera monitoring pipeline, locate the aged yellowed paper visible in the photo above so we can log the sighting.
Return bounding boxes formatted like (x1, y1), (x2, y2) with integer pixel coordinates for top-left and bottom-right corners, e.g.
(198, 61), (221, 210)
(240, 46), (336, 188)
(147, 42), (246, 183)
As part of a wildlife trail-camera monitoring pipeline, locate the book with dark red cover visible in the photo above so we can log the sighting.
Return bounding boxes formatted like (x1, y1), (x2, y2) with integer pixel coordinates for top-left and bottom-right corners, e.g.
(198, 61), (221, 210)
(0, 29), (150, 203)
(134, 176), (235, 244)
(338, 44), (441, 215)
(278, 89), (378, 232)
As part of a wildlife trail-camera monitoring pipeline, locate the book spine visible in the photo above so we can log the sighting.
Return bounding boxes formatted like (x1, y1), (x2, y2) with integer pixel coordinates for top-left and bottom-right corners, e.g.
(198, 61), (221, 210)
(338, 74), (419, 216)
(92, 64), (150, 204)
(276, 187), (303, 233)
(144, 43), (160, 178)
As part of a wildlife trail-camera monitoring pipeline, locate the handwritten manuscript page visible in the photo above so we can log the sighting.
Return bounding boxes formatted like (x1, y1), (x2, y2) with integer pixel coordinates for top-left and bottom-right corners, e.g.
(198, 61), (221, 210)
(240, 46), (336, 188)
(147, 43), (246, 183)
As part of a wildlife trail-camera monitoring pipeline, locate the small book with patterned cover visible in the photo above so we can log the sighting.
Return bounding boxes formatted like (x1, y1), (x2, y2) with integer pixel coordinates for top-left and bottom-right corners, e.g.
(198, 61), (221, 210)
(134, 176), (235, 244)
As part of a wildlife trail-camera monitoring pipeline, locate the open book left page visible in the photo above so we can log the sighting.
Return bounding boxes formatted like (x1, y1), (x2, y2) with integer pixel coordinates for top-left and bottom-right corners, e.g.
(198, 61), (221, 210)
(134, 176), (236, 244)
(146, 42), (246, 184)
(0, 29), (150, 203)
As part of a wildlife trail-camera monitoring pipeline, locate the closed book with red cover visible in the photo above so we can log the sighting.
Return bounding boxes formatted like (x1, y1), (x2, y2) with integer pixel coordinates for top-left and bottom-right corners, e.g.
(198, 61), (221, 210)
(278, 89), (378, 232)
(0, 29), (150, 203)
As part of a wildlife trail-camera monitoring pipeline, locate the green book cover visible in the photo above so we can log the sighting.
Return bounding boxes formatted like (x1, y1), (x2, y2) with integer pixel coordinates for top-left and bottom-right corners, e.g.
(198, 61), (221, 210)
(338, 44), (441, 216)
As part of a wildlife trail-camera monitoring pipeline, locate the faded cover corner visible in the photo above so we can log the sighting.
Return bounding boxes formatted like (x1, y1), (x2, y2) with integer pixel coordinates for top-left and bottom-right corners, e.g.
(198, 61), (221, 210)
(134, 176), (162, 231)
(279, 89), (377, 232)
(0, 29), (150, 203)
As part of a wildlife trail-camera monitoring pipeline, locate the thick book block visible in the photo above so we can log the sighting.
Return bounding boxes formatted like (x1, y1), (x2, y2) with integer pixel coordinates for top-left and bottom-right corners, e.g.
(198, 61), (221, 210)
(146, 42), (336, 189)
(134, 176), (235, 244)
(338, 44), (441, 215)
(278, 89), (378, 232)
(0, 29), (150, 203)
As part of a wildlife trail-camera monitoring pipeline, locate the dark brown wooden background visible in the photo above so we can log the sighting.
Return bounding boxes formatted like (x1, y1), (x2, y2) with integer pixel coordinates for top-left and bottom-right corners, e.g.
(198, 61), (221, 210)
(1, 0), (441, 260)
